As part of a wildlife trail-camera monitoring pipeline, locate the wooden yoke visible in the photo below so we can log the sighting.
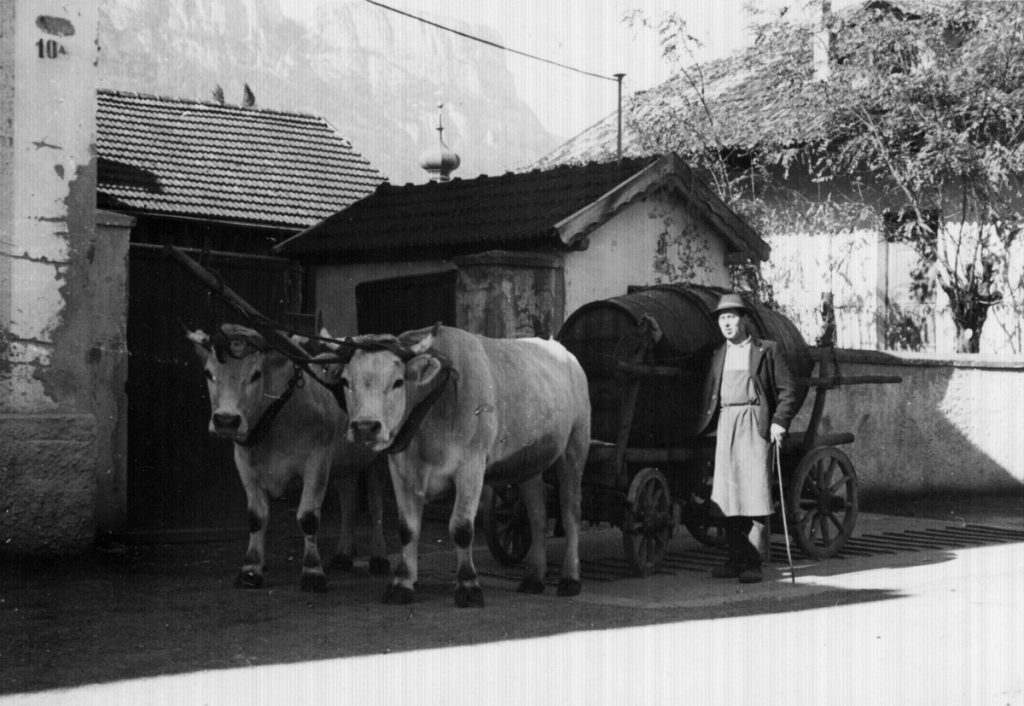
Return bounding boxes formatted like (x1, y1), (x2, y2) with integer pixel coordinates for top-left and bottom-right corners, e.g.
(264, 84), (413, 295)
(164, 244), (311, 362)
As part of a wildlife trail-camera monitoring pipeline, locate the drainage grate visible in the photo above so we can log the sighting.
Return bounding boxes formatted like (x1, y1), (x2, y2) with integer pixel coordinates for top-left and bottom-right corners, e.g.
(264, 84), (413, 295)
(475, 523), (1024, 584)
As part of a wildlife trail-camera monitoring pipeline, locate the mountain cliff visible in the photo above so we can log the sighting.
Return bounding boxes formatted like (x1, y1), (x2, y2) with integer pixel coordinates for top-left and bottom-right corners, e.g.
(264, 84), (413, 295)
(98, 0), (560, 185)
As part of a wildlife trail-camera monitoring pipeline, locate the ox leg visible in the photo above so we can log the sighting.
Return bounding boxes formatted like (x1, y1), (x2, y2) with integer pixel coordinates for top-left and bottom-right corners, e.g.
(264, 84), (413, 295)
(383, 467), (423, 605)
(516, 474), (549, 595)
(237, 487), (269, 589)
(366, 461), (390, 575)
(332, 459), (389, 575)
(450, 469), (485, 608)
(297, 466), (330, 593)
(330, 471), (360, 573)
(554, 428), (587, 597)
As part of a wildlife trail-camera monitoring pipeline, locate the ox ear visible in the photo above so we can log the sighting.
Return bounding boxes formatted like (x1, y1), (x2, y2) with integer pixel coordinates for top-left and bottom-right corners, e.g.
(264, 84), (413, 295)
(405, 354), (442, 386)
(186, 329), (212, 358)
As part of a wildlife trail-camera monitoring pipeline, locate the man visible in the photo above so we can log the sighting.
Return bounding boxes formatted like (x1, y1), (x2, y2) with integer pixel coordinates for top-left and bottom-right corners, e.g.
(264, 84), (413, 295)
(699, 292), (799, 583)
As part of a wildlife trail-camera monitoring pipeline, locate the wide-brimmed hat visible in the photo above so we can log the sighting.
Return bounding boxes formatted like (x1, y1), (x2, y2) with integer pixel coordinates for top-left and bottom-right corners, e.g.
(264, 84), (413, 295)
(711, 292), (749, 315)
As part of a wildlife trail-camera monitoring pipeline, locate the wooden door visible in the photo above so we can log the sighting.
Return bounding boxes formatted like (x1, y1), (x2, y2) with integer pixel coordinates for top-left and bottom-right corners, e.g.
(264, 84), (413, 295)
(126, 244), (299, 539)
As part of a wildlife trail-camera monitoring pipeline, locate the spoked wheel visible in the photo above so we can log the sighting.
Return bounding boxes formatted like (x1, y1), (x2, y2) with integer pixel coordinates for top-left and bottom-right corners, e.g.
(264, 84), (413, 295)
(622, 467), (677, 575)
(484, 483), (531, 566)
(788, 446), (859, 559)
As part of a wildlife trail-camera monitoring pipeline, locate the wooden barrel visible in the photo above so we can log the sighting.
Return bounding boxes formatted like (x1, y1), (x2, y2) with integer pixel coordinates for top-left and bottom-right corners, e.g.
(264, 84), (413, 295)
(558, 284), (812, 447)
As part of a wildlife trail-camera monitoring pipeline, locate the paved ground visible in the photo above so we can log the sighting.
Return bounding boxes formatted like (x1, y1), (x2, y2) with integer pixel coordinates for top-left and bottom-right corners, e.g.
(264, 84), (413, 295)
(0, 493), (1021, 704)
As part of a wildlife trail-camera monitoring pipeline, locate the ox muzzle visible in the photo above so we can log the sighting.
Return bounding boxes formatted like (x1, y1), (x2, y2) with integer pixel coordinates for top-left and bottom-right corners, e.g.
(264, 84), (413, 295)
(210, 411), (244, 438)
(349, 419), (384, 446)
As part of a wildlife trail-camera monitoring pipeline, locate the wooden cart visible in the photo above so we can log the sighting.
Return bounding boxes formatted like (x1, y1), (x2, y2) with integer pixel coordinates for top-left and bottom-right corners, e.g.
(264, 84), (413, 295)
(485, 286), (900, 576)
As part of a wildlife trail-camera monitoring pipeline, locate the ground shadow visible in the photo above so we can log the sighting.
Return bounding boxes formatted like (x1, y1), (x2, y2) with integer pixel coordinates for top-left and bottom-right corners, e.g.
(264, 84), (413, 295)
(4, 503), (1010, 697)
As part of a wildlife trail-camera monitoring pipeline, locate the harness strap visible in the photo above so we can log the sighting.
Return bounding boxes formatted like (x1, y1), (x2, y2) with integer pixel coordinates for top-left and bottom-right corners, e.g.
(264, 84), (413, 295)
(387, 365), (457, 455)
(236, 364), (304, 449)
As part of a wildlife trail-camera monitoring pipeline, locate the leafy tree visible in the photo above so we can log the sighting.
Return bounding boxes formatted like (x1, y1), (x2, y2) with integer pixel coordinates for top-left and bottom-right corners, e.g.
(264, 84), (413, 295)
(818, 0), (1024, 352)
(626, 0), (1024, 352)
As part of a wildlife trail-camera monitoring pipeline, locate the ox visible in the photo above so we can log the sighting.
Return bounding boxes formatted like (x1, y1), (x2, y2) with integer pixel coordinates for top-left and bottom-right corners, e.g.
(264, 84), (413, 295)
(332, 324), (590, 607)
(188, 324), (388, 591)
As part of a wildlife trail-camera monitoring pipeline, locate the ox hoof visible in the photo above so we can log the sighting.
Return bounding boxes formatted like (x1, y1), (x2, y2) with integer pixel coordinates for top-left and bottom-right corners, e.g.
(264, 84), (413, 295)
(516, 577), (546, 595)
(369, 556), (391, 575)
(330, 554), (355, 572)
(383, 584), (415, 605)
(454, 585), (485, 608)
(556, 578), (582, 597)
(234, 571), (264, 589)
(301, 573), (328, 593)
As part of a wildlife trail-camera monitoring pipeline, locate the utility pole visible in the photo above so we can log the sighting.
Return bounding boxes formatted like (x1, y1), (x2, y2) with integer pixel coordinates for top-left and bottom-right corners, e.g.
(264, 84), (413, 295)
(614, 73), (626, 164)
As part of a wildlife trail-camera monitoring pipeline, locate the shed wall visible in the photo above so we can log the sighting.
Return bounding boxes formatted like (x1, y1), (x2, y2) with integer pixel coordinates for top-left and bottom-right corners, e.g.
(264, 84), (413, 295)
(793, 351), (1024, 497)
(563, 196), (730, 318)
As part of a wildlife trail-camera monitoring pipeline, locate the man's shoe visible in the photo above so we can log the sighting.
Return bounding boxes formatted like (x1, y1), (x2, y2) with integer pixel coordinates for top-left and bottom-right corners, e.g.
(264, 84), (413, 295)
(710, 561), (743, 579)
(738, 564), (763, 584)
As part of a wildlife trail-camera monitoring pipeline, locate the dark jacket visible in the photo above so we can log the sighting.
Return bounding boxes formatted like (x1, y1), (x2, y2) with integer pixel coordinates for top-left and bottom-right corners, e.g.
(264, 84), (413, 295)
(696, 336), (800, 440)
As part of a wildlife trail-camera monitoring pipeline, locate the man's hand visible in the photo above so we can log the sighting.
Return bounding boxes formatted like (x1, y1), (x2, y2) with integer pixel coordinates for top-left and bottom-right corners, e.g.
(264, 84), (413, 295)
(770, 423), (786, 445)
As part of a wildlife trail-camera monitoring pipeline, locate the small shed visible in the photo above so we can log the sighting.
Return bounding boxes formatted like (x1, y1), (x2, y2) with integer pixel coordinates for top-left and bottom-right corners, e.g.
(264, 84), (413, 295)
(275, 153), (769, 339)
(96, 89), (383, 537)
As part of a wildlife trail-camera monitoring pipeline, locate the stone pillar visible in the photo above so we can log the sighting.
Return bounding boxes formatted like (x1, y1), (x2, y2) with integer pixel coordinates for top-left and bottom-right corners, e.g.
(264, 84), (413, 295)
(454, 251), (565, 339)
(0, 2), (108, 554)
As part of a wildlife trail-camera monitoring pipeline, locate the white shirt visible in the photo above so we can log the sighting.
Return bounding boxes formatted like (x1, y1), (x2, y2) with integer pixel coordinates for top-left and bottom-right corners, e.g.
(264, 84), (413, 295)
(723, 337), (751, 371)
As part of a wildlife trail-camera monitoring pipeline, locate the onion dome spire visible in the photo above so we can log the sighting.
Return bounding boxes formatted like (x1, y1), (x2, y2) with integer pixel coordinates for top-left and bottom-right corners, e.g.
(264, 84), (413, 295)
(419, 103), (461, 182)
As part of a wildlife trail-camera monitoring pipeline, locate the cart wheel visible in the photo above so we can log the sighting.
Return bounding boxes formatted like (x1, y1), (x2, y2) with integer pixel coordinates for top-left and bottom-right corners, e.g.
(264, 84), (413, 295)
(788, 446), (859, 559)
(622, 467), (676, 575)
(484, 483), (531, 566)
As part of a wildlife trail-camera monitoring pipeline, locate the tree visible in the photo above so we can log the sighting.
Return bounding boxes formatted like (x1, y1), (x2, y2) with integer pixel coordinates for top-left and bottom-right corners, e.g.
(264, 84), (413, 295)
(815, 0), (1024, 352)
(626, 0), (1024, 352)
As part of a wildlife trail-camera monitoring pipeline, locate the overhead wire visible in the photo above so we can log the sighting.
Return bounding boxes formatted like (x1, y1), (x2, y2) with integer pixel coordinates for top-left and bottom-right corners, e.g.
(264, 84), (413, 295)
(362, 0), (619, 83)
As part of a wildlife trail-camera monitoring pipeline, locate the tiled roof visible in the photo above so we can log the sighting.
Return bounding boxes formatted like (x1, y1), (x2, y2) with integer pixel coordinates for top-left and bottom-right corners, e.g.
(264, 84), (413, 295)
(96, 89), (384, 228)
(275, 156), (660, 255)
(532, 0), (943, 169)
(275, 154), (768, 261)
(533, 41), (822, 169)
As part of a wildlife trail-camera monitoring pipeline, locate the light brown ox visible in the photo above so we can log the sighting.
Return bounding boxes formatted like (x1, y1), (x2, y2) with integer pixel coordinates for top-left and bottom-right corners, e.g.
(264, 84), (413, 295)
(330, 324), (590, 607)
(188, 324), (388, 591)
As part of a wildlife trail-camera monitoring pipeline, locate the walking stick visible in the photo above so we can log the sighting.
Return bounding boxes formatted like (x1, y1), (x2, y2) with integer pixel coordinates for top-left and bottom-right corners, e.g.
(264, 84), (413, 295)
(774, 441), (796, 584)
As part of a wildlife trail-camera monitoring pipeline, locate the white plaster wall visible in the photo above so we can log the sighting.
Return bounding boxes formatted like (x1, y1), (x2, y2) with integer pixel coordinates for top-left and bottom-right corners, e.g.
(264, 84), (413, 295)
(314, 259), (452, 336)
(563, 196), (730, 318)
(765, 228), (1024, 356)
(791, 352), (1024, 496)
(0, 1), (104, 553)
(1, 0), (98, 412)
(763, 229), (884, 349)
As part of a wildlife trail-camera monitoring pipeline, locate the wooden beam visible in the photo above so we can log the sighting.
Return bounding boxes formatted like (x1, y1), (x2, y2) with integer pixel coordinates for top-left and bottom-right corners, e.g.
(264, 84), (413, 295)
(796, 375), (903, 387)
(163, 243), (310, 360)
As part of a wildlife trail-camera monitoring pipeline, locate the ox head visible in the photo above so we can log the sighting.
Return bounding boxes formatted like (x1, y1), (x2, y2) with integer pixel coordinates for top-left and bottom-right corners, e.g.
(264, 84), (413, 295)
(187, 324), (295, 443)
(327, 327), (444, 452)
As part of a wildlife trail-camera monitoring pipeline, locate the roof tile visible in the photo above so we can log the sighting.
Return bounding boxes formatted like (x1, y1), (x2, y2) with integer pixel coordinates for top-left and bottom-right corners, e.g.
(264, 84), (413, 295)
(96, 89), (384, 228)
(275, 157), (662, 255)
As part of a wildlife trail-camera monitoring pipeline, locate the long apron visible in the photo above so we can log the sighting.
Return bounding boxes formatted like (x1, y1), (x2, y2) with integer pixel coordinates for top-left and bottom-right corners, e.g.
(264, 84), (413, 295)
(711, 366), (772, 517)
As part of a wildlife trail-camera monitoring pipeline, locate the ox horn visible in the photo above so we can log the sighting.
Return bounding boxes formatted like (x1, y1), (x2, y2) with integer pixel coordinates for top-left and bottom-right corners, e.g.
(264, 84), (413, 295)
(311, 331), (357, 366)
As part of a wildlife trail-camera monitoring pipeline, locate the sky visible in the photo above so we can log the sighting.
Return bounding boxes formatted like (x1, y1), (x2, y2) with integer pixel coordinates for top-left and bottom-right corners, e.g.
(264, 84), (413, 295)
(283, 0), (865, 140)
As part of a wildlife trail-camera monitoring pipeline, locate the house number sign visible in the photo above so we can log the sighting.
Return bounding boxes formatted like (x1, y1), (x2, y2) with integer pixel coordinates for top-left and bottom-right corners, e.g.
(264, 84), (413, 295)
(35, 15), (74, 59)
(35, 38), (67, 59)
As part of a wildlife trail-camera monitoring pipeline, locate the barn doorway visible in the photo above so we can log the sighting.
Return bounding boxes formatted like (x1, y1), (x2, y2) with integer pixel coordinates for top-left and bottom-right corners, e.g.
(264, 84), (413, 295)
(125, 241), (300, 539)
(355, 270), (457, 335)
